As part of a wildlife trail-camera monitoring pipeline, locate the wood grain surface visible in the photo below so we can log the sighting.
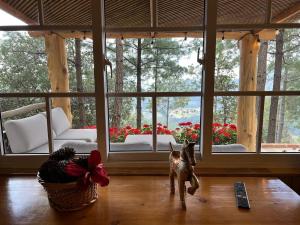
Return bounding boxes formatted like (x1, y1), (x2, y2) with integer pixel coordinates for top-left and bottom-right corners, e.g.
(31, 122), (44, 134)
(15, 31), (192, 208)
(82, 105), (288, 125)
(0, 176), (299, 225)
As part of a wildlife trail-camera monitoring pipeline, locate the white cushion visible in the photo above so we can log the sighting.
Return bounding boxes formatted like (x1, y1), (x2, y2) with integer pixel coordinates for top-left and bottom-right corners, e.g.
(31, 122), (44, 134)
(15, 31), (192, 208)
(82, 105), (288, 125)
(27, 140), (87, 154)
(110, 142), (152, 151)
(41, 107), (70, 136)
(124, 135), (176, 150)
(212, 144), (247, 152)
(55, 129), (97, 142)
(4, 114), (50, 153)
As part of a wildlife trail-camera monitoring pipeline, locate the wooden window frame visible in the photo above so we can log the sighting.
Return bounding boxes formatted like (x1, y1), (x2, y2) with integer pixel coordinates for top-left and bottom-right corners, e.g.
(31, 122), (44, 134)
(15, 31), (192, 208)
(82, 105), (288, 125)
(0, 0), (300, 174)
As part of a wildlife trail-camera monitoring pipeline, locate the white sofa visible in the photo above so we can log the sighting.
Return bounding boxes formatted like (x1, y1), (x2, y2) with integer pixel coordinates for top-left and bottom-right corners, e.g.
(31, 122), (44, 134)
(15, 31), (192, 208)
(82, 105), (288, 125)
(3, 107), (152, 154)
(3, 107), (98, 154)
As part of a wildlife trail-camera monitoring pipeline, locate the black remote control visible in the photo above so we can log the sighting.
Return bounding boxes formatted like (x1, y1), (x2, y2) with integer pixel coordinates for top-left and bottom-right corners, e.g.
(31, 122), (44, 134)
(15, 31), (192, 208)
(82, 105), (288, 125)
(234, 182), (250, 209)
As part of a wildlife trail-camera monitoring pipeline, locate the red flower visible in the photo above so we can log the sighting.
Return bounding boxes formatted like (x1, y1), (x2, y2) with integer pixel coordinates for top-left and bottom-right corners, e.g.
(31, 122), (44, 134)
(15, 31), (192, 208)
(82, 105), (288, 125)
(223, 131), (231, 138)
(218, 128), (225, 135)
(143, 130), (152, 134)
(143, 124), (150, 128)
(193, 123), (200, 130)
(212, 123), (222, 127)
(186, 122), (192, 126)
(214, 137), (220, 143)
(165, 130), (172, 135)
(125, 125), (132, 129)
(132, 128), (141, 134)
(224, 123), (229, 127)
(229, 124), (237, 130)
(163, 125), (167, 128)
(191, 133), (199, 141)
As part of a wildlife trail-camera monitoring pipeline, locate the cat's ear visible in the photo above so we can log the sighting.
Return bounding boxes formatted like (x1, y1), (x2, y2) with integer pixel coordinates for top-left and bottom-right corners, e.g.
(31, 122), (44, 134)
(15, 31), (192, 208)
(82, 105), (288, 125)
(184, 140), (189, 145)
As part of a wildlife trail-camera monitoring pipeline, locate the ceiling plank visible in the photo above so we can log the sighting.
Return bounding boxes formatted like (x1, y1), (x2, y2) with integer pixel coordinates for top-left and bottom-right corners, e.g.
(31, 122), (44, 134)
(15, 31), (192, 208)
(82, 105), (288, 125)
(0, 0), (37, 24)
(272, 2), (300, 23)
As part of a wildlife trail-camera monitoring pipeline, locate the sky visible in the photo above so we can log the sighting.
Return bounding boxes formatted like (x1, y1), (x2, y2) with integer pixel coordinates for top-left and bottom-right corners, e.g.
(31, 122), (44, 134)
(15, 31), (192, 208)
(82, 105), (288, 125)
(0, 9), (26, 26)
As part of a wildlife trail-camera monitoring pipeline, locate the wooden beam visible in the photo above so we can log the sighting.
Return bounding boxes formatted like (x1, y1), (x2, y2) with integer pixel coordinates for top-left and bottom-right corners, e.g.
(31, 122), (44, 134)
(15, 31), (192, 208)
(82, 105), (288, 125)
(201, 0), (218, 158)
(237, 34), (260, 151)
(92, 0), (109, 161)
(272, 2), (300, 23)
(0, 0), (36, 24)
(1, 103), (45, 119)
(44, 34), (72, 123)
(266, 0), (272, 24)
(29, 30), (276, 40)
(150, 0), (157, 28)
(37, 0), (44, 26)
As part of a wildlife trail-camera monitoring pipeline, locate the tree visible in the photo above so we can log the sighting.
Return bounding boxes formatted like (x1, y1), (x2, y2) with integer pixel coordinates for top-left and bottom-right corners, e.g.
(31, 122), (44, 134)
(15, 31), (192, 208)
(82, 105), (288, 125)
(74, 38), (85, 126)
(213, 40), (239, 124)
(0, 32), (49, 120)
(256, 40), (268, 123)
(111, 38), (124, 128)
(136, 38), (142, 128)
(267, 29), (284, 143)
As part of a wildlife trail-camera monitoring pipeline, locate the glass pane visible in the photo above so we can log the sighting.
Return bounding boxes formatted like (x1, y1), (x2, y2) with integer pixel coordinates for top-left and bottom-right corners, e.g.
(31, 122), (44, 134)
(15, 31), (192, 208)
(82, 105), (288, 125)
(214, 40), (240, 91)
(108, 97), (152, 152)
(212, 96), (258, 153)
(0, 97), (49, 154)
(0, 31), (49, 93)
(67, 38), (95, 92)
(157, 97), (201, 151)
(50, 97), (97, 154)
(261, 96), (300, 153)
(106, 38), (203, 93)
(264, 29), (300, 91)
(215, 29), (300, 92)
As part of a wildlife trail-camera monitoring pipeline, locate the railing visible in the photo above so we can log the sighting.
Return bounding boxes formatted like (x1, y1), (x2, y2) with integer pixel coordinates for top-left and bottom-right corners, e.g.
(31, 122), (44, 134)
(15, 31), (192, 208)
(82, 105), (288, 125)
(0, 92), (96, 155)
(106, 90), (300, 154)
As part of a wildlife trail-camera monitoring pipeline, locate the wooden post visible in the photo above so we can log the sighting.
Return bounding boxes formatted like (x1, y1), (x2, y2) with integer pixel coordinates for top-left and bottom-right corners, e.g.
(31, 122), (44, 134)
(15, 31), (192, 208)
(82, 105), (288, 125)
(44, 34), (72, 123)
(237, 34), (260, 151)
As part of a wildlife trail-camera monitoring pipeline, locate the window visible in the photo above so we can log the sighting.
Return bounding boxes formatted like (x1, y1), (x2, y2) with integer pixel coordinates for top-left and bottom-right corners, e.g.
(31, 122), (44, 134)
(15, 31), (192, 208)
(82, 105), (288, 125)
(106, 37), (203, 153)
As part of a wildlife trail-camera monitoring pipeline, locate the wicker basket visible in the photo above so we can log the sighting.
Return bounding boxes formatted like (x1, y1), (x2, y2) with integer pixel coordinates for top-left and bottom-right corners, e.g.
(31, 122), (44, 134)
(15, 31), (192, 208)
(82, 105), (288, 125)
(38, 175), (98, 211)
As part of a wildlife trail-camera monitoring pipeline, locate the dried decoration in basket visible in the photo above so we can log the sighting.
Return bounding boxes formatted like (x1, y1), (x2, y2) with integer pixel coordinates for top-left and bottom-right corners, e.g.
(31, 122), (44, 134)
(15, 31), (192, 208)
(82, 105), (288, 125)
(38, 148), (109, 211)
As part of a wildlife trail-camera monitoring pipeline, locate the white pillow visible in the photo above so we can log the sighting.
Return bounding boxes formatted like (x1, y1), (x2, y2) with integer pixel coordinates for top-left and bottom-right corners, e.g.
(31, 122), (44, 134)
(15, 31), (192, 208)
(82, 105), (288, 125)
(41, 107), (71, 136)
(4, 114), (50, 153)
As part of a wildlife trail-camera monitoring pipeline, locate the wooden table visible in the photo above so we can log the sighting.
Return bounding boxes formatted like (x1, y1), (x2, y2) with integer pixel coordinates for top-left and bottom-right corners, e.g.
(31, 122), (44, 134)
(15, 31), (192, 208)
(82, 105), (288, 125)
(0, 176), (299, 225)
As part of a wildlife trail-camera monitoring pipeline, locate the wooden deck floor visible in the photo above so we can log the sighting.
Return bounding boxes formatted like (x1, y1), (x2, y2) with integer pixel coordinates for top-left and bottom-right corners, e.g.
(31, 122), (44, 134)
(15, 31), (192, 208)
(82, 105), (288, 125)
(0, 176), (299, 225)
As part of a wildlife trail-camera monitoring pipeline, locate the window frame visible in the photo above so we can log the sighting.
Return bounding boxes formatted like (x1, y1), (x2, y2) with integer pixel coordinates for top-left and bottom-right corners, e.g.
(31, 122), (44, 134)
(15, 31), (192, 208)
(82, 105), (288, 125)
(0, 0), (300, 173)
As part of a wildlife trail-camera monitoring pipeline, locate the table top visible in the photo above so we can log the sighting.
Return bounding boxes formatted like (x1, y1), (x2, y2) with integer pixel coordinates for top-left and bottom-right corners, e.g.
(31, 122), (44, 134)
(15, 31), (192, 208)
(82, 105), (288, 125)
(0, 176), (299, 225)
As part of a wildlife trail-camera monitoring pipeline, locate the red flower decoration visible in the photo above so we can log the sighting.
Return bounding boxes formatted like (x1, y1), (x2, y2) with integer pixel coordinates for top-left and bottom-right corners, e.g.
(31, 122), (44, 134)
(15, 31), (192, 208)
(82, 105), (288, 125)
(65, 150), (109, 188)
(143, 124), (150, 128)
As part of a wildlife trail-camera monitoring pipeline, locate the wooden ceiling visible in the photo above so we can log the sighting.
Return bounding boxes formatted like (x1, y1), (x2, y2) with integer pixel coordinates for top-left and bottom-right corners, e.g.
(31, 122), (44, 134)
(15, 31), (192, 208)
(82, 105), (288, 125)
(0, 0), (300, 39)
